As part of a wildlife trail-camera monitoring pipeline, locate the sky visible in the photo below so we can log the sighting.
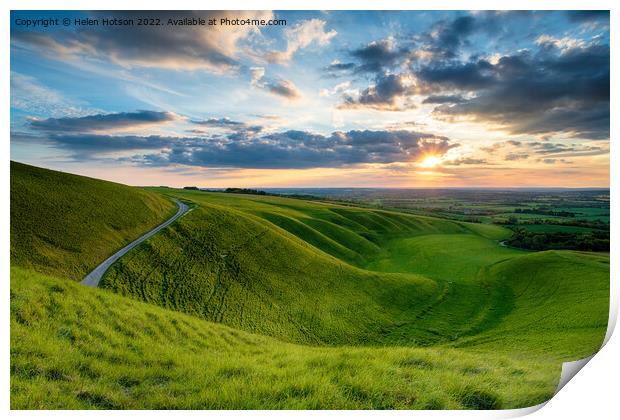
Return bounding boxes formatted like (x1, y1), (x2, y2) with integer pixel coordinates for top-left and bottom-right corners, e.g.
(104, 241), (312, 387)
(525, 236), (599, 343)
(10, 10), (610, 188)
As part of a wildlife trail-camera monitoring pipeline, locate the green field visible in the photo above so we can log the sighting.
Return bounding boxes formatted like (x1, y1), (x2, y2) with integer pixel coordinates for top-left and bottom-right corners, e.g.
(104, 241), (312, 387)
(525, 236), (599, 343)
(10, 163), (610, 409)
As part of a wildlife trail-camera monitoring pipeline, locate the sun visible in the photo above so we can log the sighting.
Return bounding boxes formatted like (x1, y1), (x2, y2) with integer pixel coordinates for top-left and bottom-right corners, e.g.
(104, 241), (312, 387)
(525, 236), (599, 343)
(420, 155), (442, 168)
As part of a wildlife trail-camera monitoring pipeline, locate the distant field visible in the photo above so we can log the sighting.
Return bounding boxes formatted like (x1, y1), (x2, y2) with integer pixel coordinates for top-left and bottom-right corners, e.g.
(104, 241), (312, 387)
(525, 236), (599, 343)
(10, 165), (610, 409)
(291, 188), (610, 226)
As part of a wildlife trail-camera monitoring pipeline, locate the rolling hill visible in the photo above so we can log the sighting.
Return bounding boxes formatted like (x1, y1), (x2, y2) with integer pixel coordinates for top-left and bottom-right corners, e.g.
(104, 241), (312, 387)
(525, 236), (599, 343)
(10, 162), (176, 281)
(10, 163), (610, 409)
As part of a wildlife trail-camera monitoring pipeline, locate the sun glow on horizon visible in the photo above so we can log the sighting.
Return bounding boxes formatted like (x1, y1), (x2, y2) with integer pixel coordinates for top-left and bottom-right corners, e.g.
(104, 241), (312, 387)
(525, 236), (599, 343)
(419, 155), (442, 168)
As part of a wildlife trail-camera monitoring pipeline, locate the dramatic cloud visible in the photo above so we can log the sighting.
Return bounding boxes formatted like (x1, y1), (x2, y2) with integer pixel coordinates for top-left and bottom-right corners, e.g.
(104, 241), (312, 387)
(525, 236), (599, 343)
(423, 15), (477, 59)
(426, 43), (610, 139)
(417, 60), (495, 91)
(324, 37), (410, 78)
(29, 110), (178, 133)
(12, 11), (273, 73)
(29, 127), (455, 169)
(45, 134), (174, 152)
(325, 12), (608, 140)
(349, 38), (408, 74)
(340, 74), (418, 111)
(422, 95), (466, 104)
(267, 19), (337, 63)
(565, 10), (609, 23)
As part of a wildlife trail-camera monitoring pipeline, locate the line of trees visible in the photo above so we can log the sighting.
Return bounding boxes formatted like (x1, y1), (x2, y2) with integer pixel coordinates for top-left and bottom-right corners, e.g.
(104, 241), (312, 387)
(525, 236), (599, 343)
(507, 228), (609, 252)
(514, 207), (576, 217)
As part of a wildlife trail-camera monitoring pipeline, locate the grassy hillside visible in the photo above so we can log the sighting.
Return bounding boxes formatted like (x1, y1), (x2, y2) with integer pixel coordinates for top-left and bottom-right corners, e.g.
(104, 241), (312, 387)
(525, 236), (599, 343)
(10, 162), (176, 281)
(101, 190), (514, 345)
(11, 267), (559, 409)
(102, 189), (608, 359)
(10, 166), (609, 409)
(456, 251), (610, 359)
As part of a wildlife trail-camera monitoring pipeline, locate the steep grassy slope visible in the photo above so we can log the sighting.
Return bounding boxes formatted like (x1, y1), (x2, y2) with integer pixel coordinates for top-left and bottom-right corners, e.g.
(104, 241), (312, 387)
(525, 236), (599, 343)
(101, 204), (443, 345)
(102, 189), (608, 360)
(11, 267), (558, 409)
(455, 251), (610, 359)
(10, 162), (175, 280)
(101, 190), (513, 345)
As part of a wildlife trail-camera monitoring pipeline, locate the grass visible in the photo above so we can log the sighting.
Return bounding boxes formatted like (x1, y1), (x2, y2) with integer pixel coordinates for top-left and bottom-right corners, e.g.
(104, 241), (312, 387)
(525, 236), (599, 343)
(10, 162), (175, 281)
(10, 165), (610, 409)
(11, 267), (559, 409)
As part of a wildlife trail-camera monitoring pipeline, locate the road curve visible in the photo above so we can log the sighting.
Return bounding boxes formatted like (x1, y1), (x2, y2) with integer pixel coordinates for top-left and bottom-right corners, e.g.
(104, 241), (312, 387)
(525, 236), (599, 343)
(81, 198), (190, 287)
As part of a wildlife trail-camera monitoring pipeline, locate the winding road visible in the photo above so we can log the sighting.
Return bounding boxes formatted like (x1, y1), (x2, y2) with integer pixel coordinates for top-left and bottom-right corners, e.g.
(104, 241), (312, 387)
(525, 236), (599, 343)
(81, 198), (190, 287)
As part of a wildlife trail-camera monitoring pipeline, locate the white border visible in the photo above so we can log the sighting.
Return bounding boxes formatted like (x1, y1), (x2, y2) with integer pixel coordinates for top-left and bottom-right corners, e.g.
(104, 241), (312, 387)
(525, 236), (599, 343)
(2, 1), (617, 419)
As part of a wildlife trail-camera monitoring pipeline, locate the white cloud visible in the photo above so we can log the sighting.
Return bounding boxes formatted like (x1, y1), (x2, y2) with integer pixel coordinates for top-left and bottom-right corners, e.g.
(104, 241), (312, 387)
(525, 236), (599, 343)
(12, 11), (274, 73)
(266, 19), (337, 63)
(319, 81), (351, 97)
(10, 72), (98, 117)
(249, 67), (302, 101)
(250, 67), (266, 86)
(535, 34), (587, 51)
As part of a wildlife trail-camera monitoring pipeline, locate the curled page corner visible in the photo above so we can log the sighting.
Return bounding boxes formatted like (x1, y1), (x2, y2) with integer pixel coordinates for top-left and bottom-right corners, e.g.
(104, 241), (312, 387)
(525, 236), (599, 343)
(498, 354), (599, 418)
(554, 355), (595, 395)
(498, 401), (548, 418)
(552, 289), (618, 396)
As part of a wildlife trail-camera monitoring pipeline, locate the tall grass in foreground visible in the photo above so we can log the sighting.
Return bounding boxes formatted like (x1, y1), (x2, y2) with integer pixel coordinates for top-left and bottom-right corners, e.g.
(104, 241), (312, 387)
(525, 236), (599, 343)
(11, 267), (558, 409)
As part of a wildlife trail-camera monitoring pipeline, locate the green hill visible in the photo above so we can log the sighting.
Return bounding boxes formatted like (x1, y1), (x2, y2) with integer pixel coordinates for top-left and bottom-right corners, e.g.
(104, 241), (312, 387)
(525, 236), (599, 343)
(10, 164), (609, 409)
(11, 267), (557, 409)
(102, 189), (607, 359)
(10, 162), (175, 281)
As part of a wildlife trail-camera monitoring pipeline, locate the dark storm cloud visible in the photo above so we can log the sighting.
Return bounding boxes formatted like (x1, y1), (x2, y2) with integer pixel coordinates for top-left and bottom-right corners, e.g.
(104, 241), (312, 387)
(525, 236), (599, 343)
(340, 74), (415, 111)
(419, 12), (535, 58)
(423, 15), (477, 59)
(417, 59), (495, 90)
(47, 134), (174, 152)
(29, 110), (177, 133)
(36, 128), (456, 169)
(349, 39), (409, 73)
(427, 44), (610, 139)
(12, 11), (273, 73)
(329, 12), (609, 141)
(323, 38), (410, 77)
(141, 129), (455, 168)
(565, 10), (609, 23)
(422, 95), (466, 104)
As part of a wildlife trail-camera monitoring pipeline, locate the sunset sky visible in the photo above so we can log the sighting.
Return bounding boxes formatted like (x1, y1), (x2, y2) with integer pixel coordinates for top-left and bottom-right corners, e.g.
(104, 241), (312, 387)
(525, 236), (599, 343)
(10, 10), (610, 187)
